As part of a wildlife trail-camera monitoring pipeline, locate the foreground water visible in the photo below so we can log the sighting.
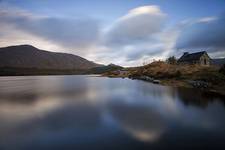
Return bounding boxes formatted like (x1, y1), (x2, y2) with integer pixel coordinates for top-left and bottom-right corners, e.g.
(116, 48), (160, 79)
(0, 75), (225, 150)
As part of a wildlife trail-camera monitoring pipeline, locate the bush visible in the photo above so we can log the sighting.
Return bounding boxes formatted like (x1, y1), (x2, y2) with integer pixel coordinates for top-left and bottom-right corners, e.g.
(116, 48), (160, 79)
(196, 71), (225, 84)
(219, 64), (225, 75)
(175, 70), (182, 78)
(166, 56), (177, 65)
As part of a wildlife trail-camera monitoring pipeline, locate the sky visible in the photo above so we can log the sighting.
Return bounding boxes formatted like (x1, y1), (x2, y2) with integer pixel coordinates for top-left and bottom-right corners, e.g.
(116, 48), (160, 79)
(0, 0), (225, 66)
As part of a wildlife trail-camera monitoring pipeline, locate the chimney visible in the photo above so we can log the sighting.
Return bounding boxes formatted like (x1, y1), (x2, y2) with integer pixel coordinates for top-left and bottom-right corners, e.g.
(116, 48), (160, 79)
(183, 52), (189, 56)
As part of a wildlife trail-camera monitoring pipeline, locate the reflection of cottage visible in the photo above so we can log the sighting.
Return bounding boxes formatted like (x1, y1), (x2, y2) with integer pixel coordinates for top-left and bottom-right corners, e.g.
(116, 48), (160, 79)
(178, 51), (211, 66)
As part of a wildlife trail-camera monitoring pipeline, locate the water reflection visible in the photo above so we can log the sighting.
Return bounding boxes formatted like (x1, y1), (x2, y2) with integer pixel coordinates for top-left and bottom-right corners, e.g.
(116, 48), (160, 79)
(176, 87), (225, 107)
(107, 101), (165, 142)
(0, 76), (224, 150)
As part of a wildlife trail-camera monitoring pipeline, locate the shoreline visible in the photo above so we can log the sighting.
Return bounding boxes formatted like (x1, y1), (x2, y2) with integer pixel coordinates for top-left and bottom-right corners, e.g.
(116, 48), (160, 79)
(104, 74), (225, 98)
(103, 62), (225, 98)
(161, 79), (225, 98)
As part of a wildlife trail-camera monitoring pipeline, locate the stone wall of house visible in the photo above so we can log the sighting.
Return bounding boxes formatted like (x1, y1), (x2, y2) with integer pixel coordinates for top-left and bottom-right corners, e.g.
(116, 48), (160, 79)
(200, 53), (210, 66)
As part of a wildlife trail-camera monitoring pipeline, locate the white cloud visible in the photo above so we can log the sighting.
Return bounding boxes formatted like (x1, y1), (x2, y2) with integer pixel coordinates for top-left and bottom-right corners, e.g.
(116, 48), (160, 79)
(91, 5), (172, 66)
(0, 4), (100, 56)
(121, 5), (165, 20)
(196, 16), (218, 23)
(0, 21), (64, 52)
(104, 5), (166, 46)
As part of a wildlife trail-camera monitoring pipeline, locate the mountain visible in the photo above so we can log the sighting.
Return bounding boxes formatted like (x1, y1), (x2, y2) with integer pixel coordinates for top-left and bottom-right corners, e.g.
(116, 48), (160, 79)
(211, 58), (225, 67)
(0, 45), (102, 75)
(87, 63), (123, 74)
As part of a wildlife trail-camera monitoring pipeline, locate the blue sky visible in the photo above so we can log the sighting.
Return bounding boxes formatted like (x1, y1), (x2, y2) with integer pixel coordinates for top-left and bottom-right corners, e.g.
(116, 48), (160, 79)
(6, 0), (225, 24)
(0, 0), (225, 66)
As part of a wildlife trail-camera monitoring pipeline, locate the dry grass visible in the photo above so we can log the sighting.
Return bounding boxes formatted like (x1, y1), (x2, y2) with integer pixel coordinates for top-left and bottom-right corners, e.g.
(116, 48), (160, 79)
(129, 61), (220, 80)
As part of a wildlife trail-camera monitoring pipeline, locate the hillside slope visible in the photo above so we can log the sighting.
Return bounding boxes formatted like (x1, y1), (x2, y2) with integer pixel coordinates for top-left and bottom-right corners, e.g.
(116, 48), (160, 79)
(0, 45), (102, 75)
(211, 58), (225, 66)
(87, 64), (123, 74)
(0, 45), (101, 70)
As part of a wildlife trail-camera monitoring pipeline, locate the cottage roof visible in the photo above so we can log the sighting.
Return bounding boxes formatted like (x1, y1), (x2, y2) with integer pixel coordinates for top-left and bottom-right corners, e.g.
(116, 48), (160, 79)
(178, 51), (209, 62)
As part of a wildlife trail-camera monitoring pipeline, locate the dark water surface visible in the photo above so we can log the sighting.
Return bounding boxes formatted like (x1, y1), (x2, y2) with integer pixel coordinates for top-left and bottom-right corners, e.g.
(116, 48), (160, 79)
(0, 75), (225, 150)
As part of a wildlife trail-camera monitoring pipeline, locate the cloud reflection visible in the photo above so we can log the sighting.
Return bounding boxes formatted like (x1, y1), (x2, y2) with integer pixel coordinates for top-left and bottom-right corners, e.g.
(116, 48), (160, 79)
(106, 100), (165, 142)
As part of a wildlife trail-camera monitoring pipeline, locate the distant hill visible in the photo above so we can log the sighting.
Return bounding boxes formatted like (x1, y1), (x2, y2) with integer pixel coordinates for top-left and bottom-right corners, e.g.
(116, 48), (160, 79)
(211, 58), (225, 66)
(0, 45), (102, 75)
(87, 63), (123, 74)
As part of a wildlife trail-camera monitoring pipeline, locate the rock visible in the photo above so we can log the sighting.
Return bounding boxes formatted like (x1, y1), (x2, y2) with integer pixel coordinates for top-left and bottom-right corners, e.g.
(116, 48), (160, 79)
(129, 75), (161, 84)
(139, 76), (154, 82)
(188, 80), (210, 89)
(153, 80), (161, 84)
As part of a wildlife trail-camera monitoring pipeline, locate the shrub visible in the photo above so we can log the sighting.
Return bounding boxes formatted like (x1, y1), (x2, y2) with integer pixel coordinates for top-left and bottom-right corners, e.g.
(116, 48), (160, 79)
(166, 56), (177, 65)
(219, 64), (225, 75)
(175, 70), (182, 78)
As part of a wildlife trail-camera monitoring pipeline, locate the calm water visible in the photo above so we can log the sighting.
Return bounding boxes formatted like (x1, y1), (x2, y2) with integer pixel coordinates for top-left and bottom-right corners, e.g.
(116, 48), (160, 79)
(0, 75), (225, 150)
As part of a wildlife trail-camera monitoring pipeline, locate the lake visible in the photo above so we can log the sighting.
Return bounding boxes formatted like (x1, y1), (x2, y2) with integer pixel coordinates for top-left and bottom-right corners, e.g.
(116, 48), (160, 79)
(0, 75), (225, 150)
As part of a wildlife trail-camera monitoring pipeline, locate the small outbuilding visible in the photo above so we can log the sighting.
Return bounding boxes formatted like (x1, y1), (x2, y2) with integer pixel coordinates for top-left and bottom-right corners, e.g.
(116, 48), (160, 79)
(178, 51), (211, 66)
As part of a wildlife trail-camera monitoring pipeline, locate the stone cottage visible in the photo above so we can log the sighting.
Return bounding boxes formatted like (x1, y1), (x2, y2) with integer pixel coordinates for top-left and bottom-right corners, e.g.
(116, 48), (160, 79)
(178, 51), (211, 66)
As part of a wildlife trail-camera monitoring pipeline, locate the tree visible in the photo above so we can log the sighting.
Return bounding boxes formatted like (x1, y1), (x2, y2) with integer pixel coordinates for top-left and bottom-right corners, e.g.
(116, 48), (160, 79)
(166, 56), (177, 65)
